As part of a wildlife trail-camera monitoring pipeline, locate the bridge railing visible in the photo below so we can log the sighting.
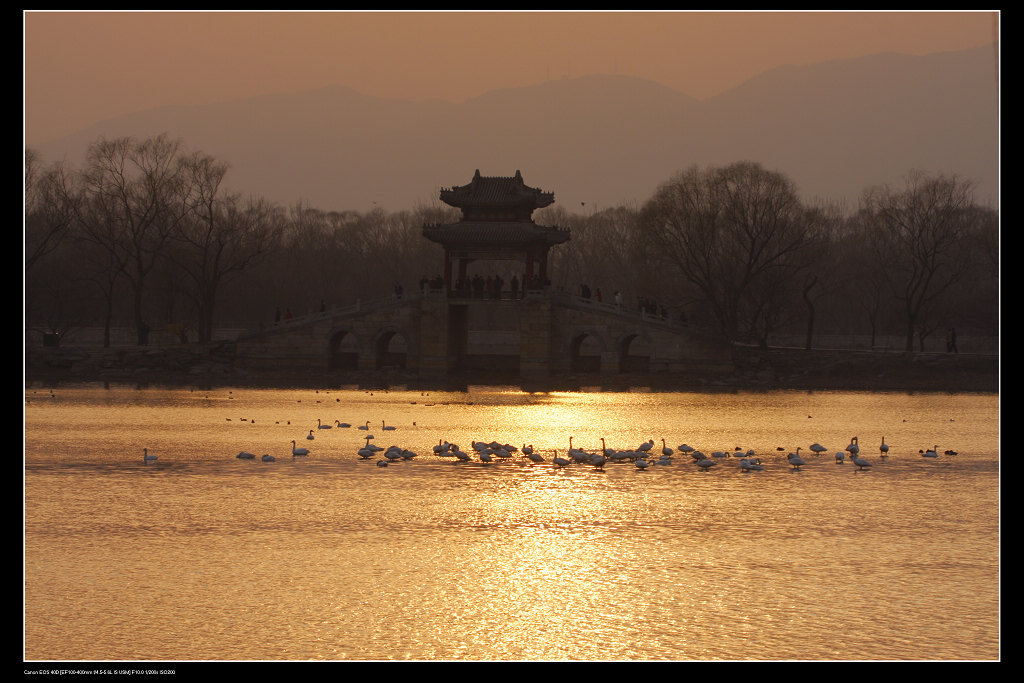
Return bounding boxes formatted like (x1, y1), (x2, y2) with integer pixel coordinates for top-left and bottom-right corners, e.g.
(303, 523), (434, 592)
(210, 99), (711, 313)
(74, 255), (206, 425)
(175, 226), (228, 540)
(237, 291), (430, 339)
(236, 286), (690, 340)
(546, 290), (690, 330)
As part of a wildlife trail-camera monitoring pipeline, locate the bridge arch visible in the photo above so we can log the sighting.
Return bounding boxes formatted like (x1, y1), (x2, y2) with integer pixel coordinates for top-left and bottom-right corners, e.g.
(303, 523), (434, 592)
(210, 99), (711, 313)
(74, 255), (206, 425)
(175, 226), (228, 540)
(618, 331), (653, 373)
(327, 327), (362, 370)
(568, 330), (606, 373)
(373, 326), (410, 370)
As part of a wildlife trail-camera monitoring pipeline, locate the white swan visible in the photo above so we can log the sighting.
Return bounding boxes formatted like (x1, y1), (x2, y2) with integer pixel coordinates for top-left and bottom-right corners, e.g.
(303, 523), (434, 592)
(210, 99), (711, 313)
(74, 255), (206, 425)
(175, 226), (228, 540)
(635, 458), (650, 470)
(261, 454), (275, 462)
(846, 436), (860, 455)
(358, 421), (370, 430)
(739, 457), (764, 472)
(810, 443), (828, 456)
(382, 420), (396, 431)
(306, 430), (315, 440)
(922, 445), (939, 458)
(835, 451), (845, 465)
(336, 421), (351, 428)
(552, 451), (570, 468)
(787, 447), (807, 470)
(851, 453), (872, 470)
(880, 437), (890, 457)
(291, 440), (310, 456)
(591, 453), (607, 471)
(662, 439), (674, 457)
(696, 457), (717, 471)
(357, 437), (375, 458)
(236, 451), (256, 460)
(143, 448), (158, 462)
(317, 418), (332, 429)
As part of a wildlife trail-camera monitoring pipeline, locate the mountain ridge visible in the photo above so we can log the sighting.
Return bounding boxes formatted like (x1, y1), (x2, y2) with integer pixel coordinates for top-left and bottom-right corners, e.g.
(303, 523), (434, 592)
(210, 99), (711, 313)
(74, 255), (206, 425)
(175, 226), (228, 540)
(31, 44), (998, 212)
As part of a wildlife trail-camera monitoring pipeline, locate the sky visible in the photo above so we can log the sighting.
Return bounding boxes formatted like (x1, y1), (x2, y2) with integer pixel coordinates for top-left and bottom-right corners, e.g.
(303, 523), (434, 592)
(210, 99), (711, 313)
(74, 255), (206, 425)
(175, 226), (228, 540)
(23, 10), (998, 147)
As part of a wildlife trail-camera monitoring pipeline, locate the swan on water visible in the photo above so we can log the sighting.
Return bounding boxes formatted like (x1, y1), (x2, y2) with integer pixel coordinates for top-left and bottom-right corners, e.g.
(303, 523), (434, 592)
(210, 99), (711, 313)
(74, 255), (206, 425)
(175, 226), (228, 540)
(143, 448), (158, 462)
(291, 440), (310, 456)
(835, 451), (845, 464)
(317, 419), (332, 429)
(810, 443), (828, 456)
(336, 421), (351, 428)
(922, 446), (939, 458)
(306, 430), (315, 440)
(696, 457), (718, 471)
(787, 447), (807, 470)
(552, 451), (570, 468)
(739, 458), (764, 472)
(880, 437), (890, 457)
(236, 451), (256, 460)
(382, 420), (396, 431)
(851, 453), (872, 470)
(261, 454), (275, 462)
(358, 421), (370, 430)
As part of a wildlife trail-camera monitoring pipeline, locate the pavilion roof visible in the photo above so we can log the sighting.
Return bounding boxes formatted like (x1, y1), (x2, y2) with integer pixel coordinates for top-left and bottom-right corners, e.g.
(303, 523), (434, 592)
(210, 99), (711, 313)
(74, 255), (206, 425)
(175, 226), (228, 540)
(422, 220), (570, 248)
(439, 169), (555, 211)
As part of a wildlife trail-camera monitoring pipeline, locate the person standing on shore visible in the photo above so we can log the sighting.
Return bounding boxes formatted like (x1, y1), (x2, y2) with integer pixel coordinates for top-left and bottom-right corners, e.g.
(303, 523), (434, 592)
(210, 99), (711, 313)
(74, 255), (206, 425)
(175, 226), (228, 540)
(947, 328), (959, 353)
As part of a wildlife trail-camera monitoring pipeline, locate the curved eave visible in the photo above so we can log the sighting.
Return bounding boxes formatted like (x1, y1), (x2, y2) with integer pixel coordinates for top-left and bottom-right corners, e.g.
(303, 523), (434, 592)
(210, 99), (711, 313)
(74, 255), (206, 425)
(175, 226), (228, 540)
(422, 221), (571, 247)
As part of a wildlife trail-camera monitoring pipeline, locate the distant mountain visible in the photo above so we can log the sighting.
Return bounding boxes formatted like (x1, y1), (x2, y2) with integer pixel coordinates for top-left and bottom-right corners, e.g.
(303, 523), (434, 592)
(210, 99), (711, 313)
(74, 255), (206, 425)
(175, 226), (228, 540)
(31, 45), (999, 213)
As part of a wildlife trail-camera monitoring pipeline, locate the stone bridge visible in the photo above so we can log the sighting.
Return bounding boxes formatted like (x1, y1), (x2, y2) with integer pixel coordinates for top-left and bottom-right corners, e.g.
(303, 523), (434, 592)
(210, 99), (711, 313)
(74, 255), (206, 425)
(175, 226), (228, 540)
(233, 289), (733, 380)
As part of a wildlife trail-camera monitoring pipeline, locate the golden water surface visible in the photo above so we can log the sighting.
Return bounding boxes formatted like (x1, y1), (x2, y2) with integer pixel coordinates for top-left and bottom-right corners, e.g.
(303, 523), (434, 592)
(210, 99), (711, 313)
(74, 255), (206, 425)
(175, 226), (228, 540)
(24, 385), (999, 661)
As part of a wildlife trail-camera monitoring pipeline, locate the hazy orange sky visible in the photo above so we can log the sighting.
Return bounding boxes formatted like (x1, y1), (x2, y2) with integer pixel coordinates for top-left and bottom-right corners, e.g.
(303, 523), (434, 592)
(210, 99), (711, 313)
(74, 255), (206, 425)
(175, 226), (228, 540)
(23, 10), (998, 146)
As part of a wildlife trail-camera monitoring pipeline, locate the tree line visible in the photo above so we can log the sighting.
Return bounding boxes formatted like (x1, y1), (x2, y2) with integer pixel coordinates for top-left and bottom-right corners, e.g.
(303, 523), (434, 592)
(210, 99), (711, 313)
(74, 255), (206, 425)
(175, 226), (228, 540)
(25, 134), (998, 353)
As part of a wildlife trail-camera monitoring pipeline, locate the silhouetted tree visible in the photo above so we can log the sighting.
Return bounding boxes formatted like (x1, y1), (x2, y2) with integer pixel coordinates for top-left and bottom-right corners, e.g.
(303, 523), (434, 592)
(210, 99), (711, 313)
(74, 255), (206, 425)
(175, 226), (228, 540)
(638, 162), (819, 344)
(171, 152), (284, 342)
(859, 171), (978, 352)
(25, 149), (75, 272)
(75, 134), (189, 345)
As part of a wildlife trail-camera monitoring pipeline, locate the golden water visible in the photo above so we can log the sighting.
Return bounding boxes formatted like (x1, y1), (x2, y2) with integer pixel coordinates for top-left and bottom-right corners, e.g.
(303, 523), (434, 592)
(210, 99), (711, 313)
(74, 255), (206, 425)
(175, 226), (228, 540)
(24, 384), (999, 661)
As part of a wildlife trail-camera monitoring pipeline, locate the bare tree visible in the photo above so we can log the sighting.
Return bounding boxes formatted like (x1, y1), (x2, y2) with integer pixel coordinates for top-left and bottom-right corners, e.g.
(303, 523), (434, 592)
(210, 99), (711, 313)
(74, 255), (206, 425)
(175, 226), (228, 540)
(25, 149), (76, 272)
(859, 171), (978, 352)
(75, 134), (189, 345)
(638, 162), (817, 343)
(171, 152), (284, 342)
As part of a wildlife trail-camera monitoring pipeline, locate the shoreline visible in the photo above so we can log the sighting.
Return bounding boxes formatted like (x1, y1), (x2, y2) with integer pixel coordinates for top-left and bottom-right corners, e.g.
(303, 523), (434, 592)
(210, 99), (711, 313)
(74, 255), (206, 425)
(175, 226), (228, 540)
(24, 344), (999, 394)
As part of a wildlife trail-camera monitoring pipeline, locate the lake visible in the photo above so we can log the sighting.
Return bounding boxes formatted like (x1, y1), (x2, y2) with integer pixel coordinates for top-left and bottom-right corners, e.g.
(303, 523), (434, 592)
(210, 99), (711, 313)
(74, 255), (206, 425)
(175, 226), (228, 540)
(23, 383), (1000, 661)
